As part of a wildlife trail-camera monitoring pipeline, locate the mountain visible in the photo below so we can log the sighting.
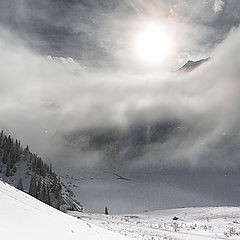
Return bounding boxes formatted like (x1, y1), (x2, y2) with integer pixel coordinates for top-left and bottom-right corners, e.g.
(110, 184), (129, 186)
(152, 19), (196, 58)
(64, 121), (179, 163)
(178, 57), (210, 72)
(0, 180), (132, 240)
(0, 130), (82, 211)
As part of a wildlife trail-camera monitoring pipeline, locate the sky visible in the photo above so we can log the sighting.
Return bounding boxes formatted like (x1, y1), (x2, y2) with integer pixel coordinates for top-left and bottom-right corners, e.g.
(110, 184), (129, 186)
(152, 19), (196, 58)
(0, 0), (240, 176)
(1, 0), (240, 67)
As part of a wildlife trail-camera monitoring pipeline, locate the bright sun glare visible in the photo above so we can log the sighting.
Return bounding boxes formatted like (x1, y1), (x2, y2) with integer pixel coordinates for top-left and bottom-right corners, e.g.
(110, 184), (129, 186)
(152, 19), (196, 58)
(133, 21), (174, 65)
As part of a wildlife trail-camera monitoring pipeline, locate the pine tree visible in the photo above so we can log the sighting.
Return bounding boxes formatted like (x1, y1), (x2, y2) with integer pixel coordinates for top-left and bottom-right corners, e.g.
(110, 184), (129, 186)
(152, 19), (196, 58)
(12, 144), (17, 163)
(105, 206), (109, 215)
(31, 157), (36, 172)
(39, 159), (45, 177)
(7, 152), (13, 169)
(5, 159), (10, 177)
(24, 149), (31, 162)
(29, 175), (37, 197)
(23, 145), (29, 156)
(52, 174), (57, 195)
(36, 178), (42, 197)
(18, 140), (23, 155)
(2, 151), (7, 164)
(39, 182), (45, 201)
(0, 130), (3, 146)
(44, 184), (50, 205)
(17, 178), (24, 191)
(15, 139), (20, 162)
(50, 164), (52, 176)
(56, 177), (62, 196)
(2, 137), (8, 164)
(43, 163), (48, 177)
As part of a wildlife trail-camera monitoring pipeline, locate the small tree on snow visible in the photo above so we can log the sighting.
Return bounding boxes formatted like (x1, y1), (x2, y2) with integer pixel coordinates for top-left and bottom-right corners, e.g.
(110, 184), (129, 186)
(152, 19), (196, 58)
(105, 206), (109, 215)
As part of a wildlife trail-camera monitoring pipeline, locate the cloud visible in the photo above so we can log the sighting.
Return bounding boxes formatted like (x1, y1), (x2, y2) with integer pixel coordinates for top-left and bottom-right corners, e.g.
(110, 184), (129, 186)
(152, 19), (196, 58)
(0, 25), (240, 174)
(0, 0), (239, 67)
(0, 1), (240, 173)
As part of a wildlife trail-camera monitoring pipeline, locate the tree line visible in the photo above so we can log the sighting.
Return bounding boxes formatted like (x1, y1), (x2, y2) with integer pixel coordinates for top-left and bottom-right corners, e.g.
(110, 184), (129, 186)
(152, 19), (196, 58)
(0, 131), (65, 209)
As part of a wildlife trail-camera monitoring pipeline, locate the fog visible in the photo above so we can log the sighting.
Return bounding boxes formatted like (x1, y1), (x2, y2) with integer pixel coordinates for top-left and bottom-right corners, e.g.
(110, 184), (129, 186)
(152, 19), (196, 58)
(0, 0), (240, 175)
(72, 172), (240, 214)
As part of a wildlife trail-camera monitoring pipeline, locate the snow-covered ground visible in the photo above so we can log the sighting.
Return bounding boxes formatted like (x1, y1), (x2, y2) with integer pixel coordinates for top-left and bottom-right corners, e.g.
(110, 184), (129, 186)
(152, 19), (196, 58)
(2, 176), (240, 240)
(69, 207), (240, 240)
(0, 180), (132, 240)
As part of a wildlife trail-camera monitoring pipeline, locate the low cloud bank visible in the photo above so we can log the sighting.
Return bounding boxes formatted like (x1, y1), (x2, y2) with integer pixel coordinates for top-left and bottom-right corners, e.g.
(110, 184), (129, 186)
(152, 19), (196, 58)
(0, 25), (240, 173)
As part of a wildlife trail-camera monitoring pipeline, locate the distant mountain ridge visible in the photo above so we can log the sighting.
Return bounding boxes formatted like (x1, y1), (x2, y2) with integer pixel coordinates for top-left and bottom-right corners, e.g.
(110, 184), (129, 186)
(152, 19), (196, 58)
(0, 130), (82, 211)
(178, 57), (210, 72)
(64, 121), (179, 164)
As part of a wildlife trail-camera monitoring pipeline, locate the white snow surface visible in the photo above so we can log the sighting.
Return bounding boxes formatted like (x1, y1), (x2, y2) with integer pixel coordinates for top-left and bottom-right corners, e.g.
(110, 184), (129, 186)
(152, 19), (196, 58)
(2, 177), (240, 240)
(0, 180), (132, 240)
(69, 207), (240, 240)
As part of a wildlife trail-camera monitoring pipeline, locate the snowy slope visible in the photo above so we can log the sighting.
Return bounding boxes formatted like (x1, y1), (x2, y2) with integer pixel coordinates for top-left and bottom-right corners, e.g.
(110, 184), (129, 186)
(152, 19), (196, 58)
(0, 180), (132, 240)
(69, 207), (240, 239)
(0, 131), (83, 211)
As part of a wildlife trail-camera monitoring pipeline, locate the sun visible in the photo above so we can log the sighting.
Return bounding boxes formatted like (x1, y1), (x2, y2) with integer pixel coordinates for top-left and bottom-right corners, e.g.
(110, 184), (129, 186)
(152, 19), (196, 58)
(133, 21), (174, 65)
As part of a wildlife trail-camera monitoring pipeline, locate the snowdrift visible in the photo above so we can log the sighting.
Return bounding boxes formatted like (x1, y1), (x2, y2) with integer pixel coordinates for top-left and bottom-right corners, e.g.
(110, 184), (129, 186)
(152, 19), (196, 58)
(0, 180), (132, 240)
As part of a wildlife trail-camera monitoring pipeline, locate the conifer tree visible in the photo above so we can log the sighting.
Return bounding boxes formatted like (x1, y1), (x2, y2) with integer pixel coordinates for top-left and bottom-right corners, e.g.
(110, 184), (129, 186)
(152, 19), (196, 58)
(17, 178), (24, 191)
(36, 178), (42, 197)
(52, 174), (57, 195)
(15, 139), (20, 162)
(105, 206), (109, 215)
(5, 161), (10, 177)
(44, 184), (50, 205)
(7, 152), (13, 169)
(31, 157), (36, 172)
(29, 175), (37, 197)
(2, 138), (8, 164)
(24, 149), (31, 162)
(2, 151), (7, 164)
(18, 140), (23, 155)
(12, 145), (17, 164)
(39, 182), (45, 201)
(24, 145), (29, 156)
(50, 164), (53, 176)
(0, 130), (3, 145)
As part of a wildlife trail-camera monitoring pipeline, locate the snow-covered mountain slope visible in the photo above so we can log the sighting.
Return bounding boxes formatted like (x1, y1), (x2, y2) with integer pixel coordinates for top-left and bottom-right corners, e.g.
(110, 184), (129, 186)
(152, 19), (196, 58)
(0, 131), (82, 211)
(69, 207), (240, 239)
(0, 180), (132, 240)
